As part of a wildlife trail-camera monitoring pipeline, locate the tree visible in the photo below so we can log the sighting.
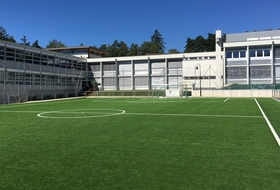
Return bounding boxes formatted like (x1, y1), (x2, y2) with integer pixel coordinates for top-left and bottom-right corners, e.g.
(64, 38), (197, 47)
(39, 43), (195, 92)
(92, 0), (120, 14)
(184, 35), (206, 53)
(46, 39), (66, 48)
(168, 49), (179, 53)
(0, 26), (16, 43)
(140, 41), (152, 55)
(106, 40), (120, 57)
(117, 41), (128, 56)
(184, 33), (224, 53)
(0, 26), (9, 40)
(150, 29), (165, 53)
(6, 36), (16, 43)
(128, 43), (140, 56)
(105, 40), (129, 57)
(205, 33), (215, 52)
(99, 44), (107, 52)
(31, 40), (42, 49)
(20, 36), (30, 46)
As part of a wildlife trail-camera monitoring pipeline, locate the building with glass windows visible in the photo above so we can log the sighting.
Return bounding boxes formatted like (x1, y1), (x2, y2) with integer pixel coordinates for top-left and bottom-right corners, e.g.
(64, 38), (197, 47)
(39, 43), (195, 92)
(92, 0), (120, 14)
(224, 30), (280, 86)
(47, 46), (108, 58)
(0, 40), (88, 104)
(1, 29), (280, 104)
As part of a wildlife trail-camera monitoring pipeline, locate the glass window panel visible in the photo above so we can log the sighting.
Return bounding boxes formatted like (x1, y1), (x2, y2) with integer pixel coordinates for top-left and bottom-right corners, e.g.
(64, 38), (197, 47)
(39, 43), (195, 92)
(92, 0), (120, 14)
(240, 51), (246, 58)
(264, 50), (270, 57)
(233, 52), (239, 58)
(257, 50), (263, 57)
(249, 50), (255, 57)
(226, 52), (232, 58)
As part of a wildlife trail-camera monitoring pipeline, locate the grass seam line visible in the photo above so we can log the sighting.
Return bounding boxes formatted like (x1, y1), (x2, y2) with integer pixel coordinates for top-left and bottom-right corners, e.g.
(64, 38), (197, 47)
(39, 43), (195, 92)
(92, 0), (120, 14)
(254, 98), (280, 147)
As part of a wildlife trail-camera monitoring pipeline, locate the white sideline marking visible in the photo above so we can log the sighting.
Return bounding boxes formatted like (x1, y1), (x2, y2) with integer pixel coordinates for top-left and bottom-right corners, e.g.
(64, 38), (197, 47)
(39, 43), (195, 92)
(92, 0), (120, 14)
(224, 98), (229, 102)
(125, 112), (262, 118)
(0, 98), (84, 109)
(0, 110), (43, 113)
(254, 98), (280, 147)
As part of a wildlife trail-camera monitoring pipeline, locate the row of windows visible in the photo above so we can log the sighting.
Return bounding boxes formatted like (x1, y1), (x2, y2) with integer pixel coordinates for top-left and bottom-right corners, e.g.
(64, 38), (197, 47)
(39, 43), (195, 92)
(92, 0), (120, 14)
(0, 46), (86, 70)
(58, 49), (103, 56)
(226, 51), (246, 59)
(0, 71), (79, 86)
(226, 66), (271, 79)
(59, 49), (87, 54)
(226, 49), (271, 59)
(250, 50), (270, 57)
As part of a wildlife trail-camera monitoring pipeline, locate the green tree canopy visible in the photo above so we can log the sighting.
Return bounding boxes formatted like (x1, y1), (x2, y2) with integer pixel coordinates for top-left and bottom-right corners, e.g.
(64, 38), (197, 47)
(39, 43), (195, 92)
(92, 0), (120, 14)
(20, 36), (30, 46)
(31, 40), (42, 49)
(98, 44), (107, 52)
(140, 41), (152, 55)
(168, 48), (179, 53)
(150, 29), (165, 53)
(106, 40), (129, 57)
(184, 33), (225, 53)
(117, 41), (129, 56)
(0, 26), (16, 43)
(106, 40), (120, 57)
(128, 43), (140, 56)
(46, 39), (66, 48)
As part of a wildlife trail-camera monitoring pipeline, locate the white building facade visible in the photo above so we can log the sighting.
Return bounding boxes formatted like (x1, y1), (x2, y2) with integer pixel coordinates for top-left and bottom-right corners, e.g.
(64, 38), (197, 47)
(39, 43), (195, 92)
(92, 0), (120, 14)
(1, 29), (280, 103)
(224, 30), (280, 86)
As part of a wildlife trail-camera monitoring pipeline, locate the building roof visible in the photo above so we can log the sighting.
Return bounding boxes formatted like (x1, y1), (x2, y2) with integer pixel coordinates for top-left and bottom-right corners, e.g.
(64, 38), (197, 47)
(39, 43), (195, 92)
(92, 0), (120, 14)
(46, 46), (108, 57)
(226, 29), (280, 42)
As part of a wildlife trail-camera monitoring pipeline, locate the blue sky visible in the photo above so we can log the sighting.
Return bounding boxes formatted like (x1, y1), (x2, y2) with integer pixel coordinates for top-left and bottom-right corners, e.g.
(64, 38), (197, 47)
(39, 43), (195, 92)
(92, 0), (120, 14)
(1, 0), (280, 52)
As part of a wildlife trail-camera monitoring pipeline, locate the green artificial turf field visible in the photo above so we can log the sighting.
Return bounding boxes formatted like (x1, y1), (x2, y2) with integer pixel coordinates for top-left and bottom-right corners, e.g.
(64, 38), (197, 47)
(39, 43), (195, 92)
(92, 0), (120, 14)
(0, 97), (279, 189)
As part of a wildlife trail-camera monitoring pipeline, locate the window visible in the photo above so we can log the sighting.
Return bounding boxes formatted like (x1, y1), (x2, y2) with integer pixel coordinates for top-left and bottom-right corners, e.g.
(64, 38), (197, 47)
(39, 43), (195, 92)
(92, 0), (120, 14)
(250, 49), (271, 58)
(240, 51), (246, 58)
(73, 49), (86, 54)
(264, 50), (270, 56)
(227, 51), (246, 59)
(226, 67), (247, 79)
(250, 50), (255, 57)
(250, 66), (271, 79)
(233, 52), (239, 58)
(257, 50), (263, 57)
(6, 48), (15, 61)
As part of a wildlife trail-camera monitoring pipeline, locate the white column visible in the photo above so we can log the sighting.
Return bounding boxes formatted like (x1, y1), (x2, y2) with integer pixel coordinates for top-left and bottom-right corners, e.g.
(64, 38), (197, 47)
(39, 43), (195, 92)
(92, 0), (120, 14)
(215, 30), (223, 88)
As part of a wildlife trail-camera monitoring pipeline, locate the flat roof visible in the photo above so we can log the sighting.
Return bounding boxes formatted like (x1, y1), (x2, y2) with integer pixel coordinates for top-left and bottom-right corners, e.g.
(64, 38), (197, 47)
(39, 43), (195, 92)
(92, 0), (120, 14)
(226, 29), (280, 42)
(46, 46), (108, 55)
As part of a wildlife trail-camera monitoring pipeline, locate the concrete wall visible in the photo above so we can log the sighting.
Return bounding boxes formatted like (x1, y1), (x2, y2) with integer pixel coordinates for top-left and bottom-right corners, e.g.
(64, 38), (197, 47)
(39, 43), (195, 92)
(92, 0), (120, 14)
(191, 89), (273, 98)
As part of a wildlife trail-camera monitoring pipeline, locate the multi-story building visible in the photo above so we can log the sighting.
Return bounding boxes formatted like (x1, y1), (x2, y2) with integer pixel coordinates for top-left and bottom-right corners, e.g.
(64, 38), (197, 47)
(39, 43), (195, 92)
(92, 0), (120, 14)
(1, 29), (280, 104)
(224, 30), (280, 86)
(0, 41), (88, 104)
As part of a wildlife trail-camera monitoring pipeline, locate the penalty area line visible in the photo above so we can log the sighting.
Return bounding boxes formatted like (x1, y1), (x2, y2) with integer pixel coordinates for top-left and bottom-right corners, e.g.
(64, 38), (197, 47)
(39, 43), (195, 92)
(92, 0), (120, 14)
(254, 98), (280, 147)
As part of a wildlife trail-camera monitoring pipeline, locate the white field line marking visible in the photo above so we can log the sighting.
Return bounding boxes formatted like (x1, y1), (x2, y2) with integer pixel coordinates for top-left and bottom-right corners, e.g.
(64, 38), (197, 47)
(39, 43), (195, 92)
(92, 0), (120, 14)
(125, 112), (262, 118)
(0, 98), (85, 109)
(0, 110), (43, 113)
(91, 100), (222, 103)
(254, 98), (280, 147)
(224, 98), (229, 102)
(37, 109), (125, 119)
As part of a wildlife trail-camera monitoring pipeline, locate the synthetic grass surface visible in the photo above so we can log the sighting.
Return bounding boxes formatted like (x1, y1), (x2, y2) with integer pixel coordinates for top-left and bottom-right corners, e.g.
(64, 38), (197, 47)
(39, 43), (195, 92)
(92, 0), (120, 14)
(0, 97), (279, 189)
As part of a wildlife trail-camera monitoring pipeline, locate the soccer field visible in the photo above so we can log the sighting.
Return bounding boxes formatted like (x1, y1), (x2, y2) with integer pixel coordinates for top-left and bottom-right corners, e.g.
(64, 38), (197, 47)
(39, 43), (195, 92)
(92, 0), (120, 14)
(0, 97), (279, 189)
